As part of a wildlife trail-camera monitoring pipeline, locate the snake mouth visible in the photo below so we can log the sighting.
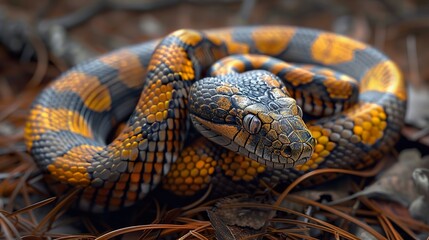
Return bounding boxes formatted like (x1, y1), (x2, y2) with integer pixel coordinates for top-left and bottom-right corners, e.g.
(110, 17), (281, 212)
(190, 115), (239, 139)
(294, 157), (309, 166)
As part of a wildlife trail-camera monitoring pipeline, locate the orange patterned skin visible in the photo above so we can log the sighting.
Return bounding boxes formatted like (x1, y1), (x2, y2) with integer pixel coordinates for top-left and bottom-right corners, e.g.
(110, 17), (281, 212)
(25, 26), (406, 211)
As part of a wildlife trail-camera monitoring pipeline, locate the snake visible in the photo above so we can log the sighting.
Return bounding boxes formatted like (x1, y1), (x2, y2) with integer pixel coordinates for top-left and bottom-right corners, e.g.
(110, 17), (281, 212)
(24, 26), (406, 212)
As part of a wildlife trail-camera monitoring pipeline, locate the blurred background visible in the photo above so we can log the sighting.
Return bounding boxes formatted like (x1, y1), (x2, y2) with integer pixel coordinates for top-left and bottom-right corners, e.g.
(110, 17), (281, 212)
(1, 0), (429, 239)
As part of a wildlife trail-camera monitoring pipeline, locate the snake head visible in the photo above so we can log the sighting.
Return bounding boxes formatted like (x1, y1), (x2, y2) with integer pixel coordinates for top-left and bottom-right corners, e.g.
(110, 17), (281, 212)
(189, 70), (316, 169)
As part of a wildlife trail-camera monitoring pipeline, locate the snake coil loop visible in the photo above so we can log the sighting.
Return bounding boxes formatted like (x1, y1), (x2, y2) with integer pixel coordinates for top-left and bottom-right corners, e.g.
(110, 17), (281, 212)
(25, 26), (406, 211)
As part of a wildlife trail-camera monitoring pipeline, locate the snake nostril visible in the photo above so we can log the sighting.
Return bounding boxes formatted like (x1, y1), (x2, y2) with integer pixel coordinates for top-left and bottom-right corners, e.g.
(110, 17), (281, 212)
(283, 145), (292, 157)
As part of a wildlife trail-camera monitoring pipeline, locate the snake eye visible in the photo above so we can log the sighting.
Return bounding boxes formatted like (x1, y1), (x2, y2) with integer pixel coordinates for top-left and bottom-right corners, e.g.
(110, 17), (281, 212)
(243, 114), (262, 134)
(297, 106), (303, 118)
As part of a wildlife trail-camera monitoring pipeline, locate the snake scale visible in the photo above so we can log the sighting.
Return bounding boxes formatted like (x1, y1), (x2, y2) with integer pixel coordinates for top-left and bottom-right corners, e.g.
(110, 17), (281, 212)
(25, 26), (406, 212)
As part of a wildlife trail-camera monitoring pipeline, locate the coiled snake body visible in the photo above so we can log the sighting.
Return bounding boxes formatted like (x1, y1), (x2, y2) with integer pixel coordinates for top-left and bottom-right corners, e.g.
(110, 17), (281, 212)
(25, 26), (406, 212)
